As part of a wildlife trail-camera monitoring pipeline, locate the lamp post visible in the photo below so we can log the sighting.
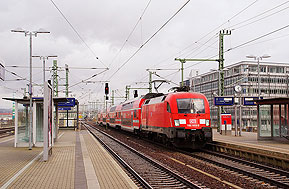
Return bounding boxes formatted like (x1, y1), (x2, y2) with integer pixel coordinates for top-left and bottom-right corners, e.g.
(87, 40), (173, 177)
(246, 55), (271, 99)
(32, 56), (57, 91)
(11, 28), (50, 150)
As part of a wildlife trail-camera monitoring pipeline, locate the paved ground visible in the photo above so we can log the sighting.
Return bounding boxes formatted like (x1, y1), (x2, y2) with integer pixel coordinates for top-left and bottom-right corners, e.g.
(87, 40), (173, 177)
(0, 130), (137, 189)
(213, 129), (289, 154)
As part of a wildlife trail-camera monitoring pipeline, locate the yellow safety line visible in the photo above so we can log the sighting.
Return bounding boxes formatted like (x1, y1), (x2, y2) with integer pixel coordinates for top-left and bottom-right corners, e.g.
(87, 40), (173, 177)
(170, 157), (242, 189)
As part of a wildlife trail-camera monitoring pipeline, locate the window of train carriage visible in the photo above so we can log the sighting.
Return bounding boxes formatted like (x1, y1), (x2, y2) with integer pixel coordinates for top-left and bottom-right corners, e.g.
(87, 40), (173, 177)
(177, 98), (205, 114)
(145, 99), (150, 104)
(133, 110), (137, 118)
(166, 102), (171, 113)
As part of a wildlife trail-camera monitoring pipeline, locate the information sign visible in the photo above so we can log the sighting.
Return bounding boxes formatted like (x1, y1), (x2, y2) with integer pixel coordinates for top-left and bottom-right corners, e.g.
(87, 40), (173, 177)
(58, 98), (75, 107)
(214, 97), (234, 106)
(243, 97), (263, 106)
(58, 107), (71, 111)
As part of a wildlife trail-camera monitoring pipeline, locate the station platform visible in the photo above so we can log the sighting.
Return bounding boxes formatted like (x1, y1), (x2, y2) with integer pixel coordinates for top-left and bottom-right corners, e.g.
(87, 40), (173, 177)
(213, 129), (289, 159)
(0, 129), (137, 189)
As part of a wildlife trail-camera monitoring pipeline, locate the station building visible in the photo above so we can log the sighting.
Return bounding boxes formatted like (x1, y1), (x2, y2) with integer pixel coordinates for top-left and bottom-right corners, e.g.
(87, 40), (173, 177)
(187, 61), (289, 132)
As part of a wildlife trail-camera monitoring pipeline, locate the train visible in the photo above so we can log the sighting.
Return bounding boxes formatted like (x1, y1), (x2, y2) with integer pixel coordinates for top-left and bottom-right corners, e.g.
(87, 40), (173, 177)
(97, 91), (212, 149)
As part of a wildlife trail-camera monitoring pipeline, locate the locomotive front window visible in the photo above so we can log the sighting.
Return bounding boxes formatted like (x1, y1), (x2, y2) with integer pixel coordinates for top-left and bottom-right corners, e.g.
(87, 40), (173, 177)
(177, 98), (205, 114)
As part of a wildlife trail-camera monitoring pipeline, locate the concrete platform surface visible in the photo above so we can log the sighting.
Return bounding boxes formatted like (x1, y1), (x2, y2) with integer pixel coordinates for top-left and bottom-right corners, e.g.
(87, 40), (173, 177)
(213, 129), (289, 155)
(0, 130), (137, 189)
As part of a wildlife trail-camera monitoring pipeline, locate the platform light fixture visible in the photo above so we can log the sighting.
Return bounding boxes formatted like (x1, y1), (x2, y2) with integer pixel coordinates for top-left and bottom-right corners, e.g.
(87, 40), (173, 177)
(11, 28), (50, 150)
(246, 55), (271, 99)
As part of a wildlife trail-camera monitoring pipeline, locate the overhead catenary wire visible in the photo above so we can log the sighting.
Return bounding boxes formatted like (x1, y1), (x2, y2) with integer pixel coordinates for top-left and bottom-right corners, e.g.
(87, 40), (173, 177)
(229, 1), (289, 30)
(1, 85), (22, 94)
(49, 0), (107, 67)
(184, 23), (289, 71)
(109, 0), (152, 68)
(239, 33), (289, 48)
(151, 0), (258, 69)
(108, 0), (191, 80)
(184, 37), (219, 59)
(4, 68), (41, 86)
(68, 69), (109, 89)
(227, 23), (289, 52)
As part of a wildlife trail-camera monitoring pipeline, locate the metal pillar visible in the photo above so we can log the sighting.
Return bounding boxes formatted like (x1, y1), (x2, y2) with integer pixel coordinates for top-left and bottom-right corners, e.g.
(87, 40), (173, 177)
(125, 85), (129, 100)
(65, 64), (69, 97)
(235, 101), (237, 136)
(112, 90), (114, 105)
(28, 33), (33, 150)
(52, 60), (58, 97)
(219, 30), (231, 97)
(181, 60), (184, 87)
(149, 71), (152, 93)
(239, 95), (242, 136)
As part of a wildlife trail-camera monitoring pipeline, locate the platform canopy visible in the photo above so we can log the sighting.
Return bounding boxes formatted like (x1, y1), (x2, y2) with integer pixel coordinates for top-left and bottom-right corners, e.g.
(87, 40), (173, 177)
(255, 97), (289, 105)
(3, 97), (78, 106)
(255, 97), (289, 141)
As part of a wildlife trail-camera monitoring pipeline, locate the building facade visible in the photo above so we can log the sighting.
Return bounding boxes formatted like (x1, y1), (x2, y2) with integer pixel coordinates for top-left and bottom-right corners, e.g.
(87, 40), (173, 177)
(188, 61), (289, 131)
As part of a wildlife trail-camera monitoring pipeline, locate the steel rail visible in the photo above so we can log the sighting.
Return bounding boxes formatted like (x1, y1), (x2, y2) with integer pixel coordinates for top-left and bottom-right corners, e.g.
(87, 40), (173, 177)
(180, 149), (289, 188)
(84, 122), (201, 189)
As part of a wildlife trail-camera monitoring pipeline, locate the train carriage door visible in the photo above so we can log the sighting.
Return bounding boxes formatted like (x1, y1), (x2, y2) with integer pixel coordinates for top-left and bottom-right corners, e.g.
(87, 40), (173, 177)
(131, 111), (133, 127)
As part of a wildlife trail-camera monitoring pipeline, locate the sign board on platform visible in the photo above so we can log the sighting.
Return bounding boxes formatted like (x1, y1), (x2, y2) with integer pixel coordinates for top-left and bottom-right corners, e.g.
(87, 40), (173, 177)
(214, 97), (234, 106)
(58, 98), (75, 107)
(58, 107), (71, 111)
(243, 97), (263, 106)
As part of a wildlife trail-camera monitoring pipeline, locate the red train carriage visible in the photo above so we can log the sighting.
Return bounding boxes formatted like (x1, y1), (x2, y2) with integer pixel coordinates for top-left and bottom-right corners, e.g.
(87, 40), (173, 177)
(140, 92), (212, 149)
(98, 92), (212, 149)
(106, 97), (147, 132)
(97, 109), (107, 125)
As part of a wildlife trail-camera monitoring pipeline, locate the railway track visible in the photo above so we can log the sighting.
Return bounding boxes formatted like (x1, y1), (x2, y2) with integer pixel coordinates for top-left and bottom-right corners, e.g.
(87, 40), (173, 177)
(83, 122), (204, 189)
(0, 127), (14, 138)
(181, 149), (289, 188)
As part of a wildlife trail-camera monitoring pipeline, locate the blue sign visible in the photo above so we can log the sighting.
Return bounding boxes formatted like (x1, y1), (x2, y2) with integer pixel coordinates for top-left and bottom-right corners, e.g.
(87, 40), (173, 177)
(214, 97), (234, 106)
(58, 107), (71, 110)
(58, 98), (76, 107)
(243, 97), (263, 106)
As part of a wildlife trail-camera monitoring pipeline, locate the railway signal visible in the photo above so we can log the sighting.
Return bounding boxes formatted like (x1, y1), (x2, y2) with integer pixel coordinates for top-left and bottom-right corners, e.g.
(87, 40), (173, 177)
(105, 83), (109, 95)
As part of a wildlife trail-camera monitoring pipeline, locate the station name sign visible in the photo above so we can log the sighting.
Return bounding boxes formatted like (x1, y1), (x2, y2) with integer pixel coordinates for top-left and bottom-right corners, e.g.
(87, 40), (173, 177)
(214, 96), (263, 106)
(58, 98), (76, 107)
(214, 97), (234, 106)
(243, 97), (263, 106)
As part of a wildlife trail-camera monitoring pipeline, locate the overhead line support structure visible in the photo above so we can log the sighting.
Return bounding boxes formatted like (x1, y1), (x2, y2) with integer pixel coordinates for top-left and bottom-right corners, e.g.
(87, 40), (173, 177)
(65, 64), (69, 97)
(111, 90), (126, 105)
(146, 70), (155, 93)
(125, 85), (150, 100)
(146, 68), (178, 93)
(175, 29), (231, 132)
(52, 60), (59, 97)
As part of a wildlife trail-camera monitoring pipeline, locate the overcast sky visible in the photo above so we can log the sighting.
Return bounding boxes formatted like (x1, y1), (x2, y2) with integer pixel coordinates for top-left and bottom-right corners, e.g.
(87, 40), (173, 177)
(1, 0), (289, 109)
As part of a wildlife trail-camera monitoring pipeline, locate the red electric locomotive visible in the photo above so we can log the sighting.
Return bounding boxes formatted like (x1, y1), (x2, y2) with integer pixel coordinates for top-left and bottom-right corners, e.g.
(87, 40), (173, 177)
(141, 92), (212, 149)
(98, 92), (212, 149)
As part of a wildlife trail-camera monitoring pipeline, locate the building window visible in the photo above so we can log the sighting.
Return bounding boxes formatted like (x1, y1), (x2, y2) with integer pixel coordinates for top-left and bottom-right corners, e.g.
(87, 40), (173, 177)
(260, 66), (266, 73)
(249, 65), (257, 72)
(269, 67), (276, 73)
(276, 67), (284, 73)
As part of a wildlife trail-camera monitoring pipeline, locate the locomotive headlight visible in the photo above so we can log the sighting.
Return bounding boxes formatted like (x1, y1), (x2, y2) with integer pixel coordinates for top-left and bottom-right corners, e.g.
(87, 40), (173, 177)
(174, 119), (180, 126)
(206, 119), (210, 126)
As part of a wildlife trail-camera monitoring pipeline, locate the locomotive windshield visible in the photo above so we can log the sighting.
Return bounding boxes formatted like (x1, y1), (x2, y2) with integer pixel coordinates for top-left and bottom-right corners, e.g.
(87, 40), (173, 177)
(177, 98), (205, 114)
